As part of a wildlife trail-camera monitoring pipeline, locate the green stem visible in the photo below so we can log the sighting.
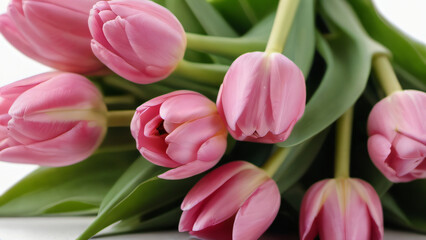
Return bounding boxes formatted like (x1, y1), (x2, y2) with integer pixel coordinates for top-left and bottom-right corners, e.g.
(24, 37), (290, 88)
(107, 110), (134, 127)
(186, 33), (266, 58)
(173, 60), (228, 87)
(265, 0), (300, 54)
(238, 0), (258, 24)
(372, 55), (403, 96)
(334, 107), (354, 178)
(262, 147), (291, 177)
(104, 95), (135, 106)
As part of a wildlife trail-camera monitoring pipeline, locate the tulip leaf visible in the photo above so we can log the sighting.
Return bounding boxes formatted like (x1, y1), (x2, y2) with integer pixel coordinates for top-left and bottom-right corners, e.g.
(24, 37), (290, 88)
(278, 0), (387, 147)
(273, 129), (329, 194)
(0, 150), (138, 216)
(185, 0), (238, 37)
(76, 158), (198, 240)
(347, 0), (426, 83)
(208, 0), (278, 33)
(98, 208), (182, 237)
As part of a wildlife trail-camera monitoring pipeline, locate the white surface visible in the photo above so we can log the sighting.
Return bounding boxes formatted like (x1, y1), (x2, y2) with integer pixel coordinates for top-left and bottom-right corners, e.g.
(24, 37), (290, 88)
(0, 1), (426, 239)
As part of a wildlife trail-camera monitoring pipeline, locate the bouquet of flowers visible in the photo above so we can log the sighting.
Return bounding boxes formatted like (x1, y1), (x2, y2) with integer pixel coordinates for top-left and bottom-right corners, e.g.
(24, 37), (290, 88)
(0, 0), (425, 239)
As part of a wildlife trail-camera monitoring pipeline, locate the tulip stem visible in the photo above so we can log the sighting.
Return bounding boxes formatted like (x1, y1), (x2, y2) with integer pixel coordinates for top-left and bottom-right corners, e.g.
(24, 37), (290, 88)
(334, 107), (354, 178)
(265, 0), (300, 54)
(103, 95), (135, 106)
(186, 33), (266, 58)
(173, 60), (228, 86)
(372, 55), (403, 96)
(107, 110), (134, 127)
(262, 147), (291, 177)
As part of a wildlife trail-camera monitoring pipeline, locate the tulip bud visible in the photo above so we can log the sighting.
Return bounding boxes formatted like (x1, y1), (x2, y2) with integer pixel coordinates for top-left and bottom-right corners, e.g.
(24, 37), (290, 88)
(0, 0), (105, 74)
(130, 90), (227, 179)
(367, 90), (426, 182)
(179, 161), (280, 240)
(0, 72), (107, 166)
(89, 0), (186, 84)
(216, 51), (306, 143)
(299, 178), (384, 240)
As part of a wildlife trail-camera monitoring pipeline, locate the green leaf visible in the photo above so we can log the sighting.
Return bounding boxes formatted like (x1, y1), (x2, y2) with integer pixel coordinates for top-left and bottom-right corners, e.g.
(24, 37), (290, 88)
(394, 64), (426, 91)
(279, 0), (387, 147)
(0, 150), (138, 216)
(347, 0), (426, 83)
(208, 0), (278, 33)
(99, 208), (181, 237)
(273, 129), (329, 194)
(185, 0), (238, 37)
(77, 158), (198, 240)
(283, 0), (316, 76)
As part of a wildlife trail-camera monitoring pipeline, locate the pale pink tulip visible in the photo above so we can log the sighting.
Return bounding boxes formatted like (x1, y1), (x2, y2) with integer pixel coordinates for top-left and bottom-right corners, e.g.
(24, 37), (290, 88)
(89, 0), (186, 84)
(130, 90), (227, 179)
(299, 178), (384, 240)
(0, 72), (107, 166)
(367, 90), (426, 182)
(179, 161), (280, 240)
(0, 0), (105, 74)
(216, 51), (306, 143)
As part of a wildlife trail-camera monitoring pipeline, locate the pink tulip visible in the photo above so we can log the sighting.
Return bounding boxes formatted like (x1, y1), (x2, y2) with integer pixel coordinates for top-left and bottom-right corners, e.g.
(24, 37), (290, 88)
(179, 161), (280, 240)
(367, 90), (426, 182)
(299, 178), (384, 240)
(130, 90), (227, 179)
(89, 0), (186, 84)
(216, 51), (306, 144)
(0, 0), (105, 74)
(0, 72), (107, 166)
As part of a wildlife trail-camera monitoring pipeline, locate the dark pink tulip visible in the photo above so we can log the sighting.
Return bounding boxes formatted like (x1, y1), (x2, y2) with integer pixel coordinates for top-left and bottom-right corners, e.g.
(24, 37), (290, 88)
(179, 161), (280, 240)
(0, 72), (107, 166)
(89, 0), (186, 84)
(217, 51), (306, 143)
(299, 178), (383, 240)
(130, 91), (227, 179)
(367, 90), (426, 182)
(0, 0), (105, 74)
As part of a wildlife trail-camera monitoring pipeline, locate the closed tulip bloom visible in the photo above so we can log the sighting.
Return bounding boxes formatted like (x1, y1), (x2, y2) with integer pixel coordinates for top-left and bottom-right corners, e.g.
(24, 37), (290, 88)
(0, 72), (107, 166)
(299, 178), (384, 240)
(367, 90), (426, 182)
(89, 0), (186, 84)
(217, 52), (306, 143)
(130, 90), (227, 179)
(179, 161), (280, 240)
(0, 0), (105, 74)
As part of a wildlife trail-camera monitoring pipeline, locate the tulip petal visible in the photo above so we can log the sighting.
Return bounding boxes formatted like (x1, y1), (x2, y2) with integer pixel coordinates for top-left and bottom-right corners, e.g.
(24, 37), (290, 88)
(179, 201), (204, 232)
(389, 134), (426, 176)
(140, 148), (179, 168)
(344, 182), (372, 240)
(181, 161), (257, 211)
(299, 179), (334, 240)
(189, 216), (234, 240)
(197, 134), (227, 162)
(233, 179), (280, 240)
(350, 179), (384, 240)
(165, 115), (224, 164)
(160, 94), (216, 124)
(367, 134), (400, 181)
(269, 53), (306, 135)
(192, 168), (268, 231)
(158, 159), (218, 180)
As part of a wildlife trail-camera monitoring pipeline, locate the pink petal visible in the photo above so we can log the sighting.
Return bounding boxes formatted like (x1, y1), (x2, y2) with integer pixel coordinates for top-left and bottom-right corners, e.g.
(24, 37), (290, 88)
(160, 93), (216, 124)
(189, 216), (234, 240)
(317, 182), (345, 240)
(192, 168), (268, 231)
(179, 201), (204, 232)
(389, 134), (426, 176)
(269, 53), (306, 135)
(233, 179), (280, 240)
(197, 134), (227, 162)
(344, 182), (372, 240)
(140, 148), (179, 168)
(367, 134), (400, 182)
(158, 159), (218, 180)
(181, 161), (257, 211)
(165, 115), (225, 164)
(299, 179), (334, 240)
(141, 90), (193, 107)
(218, 52), (265, 131)
(350, 179), (384, 240)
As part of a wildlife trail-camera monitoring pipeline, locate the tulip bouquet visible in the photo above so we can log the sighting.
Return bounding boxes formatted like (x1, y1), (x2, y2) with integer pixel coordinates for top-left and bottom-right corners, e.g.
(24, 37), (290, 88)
(0, 0), (425, 239)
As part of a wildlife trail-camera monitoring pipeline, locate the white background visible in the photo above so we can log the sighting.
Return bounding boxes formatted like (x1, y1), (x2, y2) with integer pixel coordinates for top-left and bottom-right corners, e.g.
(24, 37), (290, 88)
(0, 1), (425, 239)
